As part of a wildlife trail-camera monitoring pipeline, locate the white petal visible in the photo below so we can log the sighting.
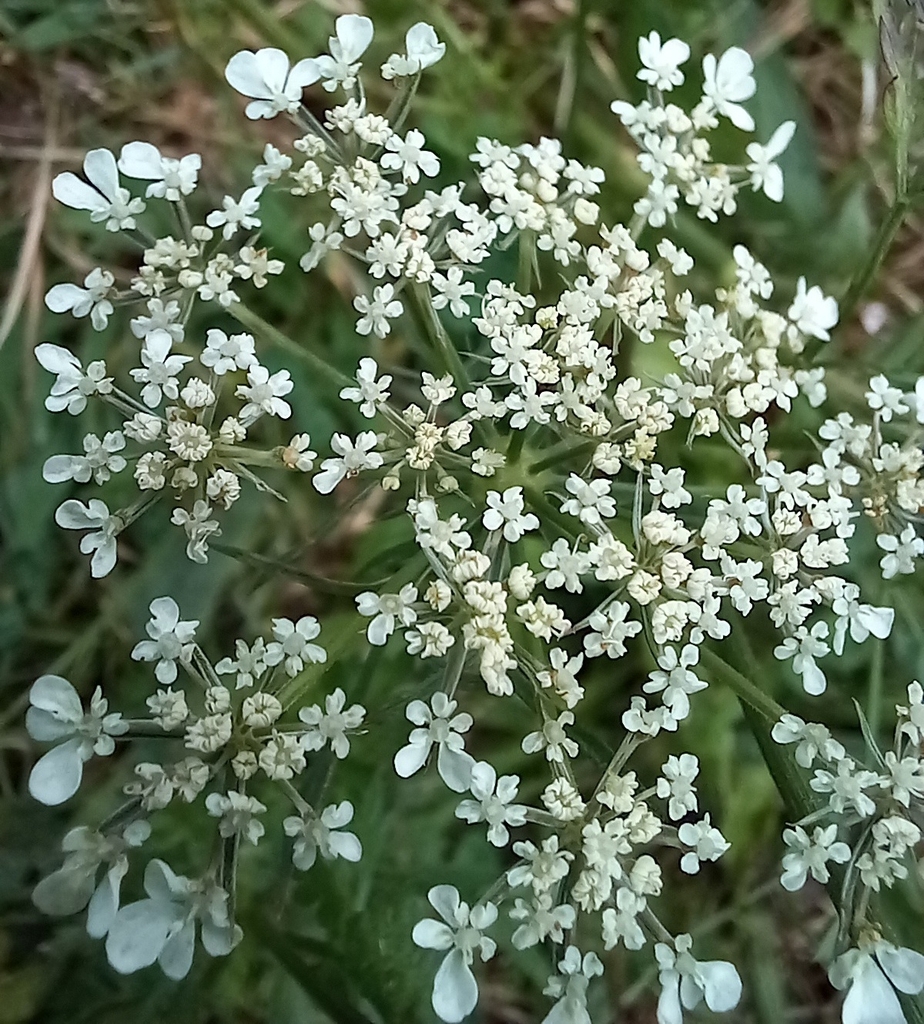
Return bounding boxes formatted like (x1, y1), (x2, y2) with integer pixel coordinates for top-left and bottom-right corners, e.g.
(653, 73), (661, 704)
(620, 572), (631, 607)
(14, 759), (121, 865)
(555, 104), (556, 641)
(394, 740), (430, 778)
(405, 22), (445, 68)
(287, 57), (320, 89)
(35, 343), (79, 374)
(45, 283), (88, 314)
(158, 917), (196, 979)
(254, 47), (290, 93)
(32, 866), (96, 916)
(26, 706), (76, 742)
(52, 172), (107, 212)
(28, 738), (85, 805)
(327, 830), (362, 862)
(878, 945), (924, 994)
(118, 141), (164, 180)
(411, 918), (454, 951)
(42, 455), (78, 483)
(842, 960), (906, 1024)
(437, 747), (475, 793)
(105, 899), (176, 974)
(432, 948), (479, 1023)
(55, 499), (96, 530)
(428, 884), (461, 925)
(657, 972), (684, 1024)
(699, 960), (742, 1012)
(30, 674), (82, 718)
(334, 14), (374, 65)
(225, 51), (272, 99)
(86, 870), (121, 937)
(90, 536), (118, 578)
(83, 149), (120, 203)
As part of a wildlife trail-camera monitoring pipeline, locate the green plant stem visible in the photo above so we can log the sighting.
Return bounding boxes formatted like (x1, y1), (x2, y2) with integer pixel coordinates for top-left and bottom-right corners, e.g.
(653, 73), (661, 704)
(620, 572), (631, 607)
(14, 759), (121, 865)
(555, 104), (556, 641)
(839, 196), (911, 328)
(406, 282), (470, 391)
(698, 647), (787, 724)
(229, 303), (354, 391)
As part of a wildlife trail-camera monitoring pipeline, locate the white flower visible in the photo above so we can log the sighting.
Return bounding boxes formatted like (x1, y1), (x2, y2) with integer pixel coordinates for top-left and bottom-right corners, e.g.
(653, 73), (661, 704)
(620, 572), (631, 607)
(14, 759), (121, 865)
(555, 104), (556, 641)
(314, 14), (374, 92)
(312, 431), (383, 493)
(235, 364), (293, 424)
(381, 128), (440, 183)
(483, 486), (539, 542)
(43, 430), (126, 485)
(412, 885), (498, 1024)
(745, 121), (795, 202)
(828, 940), (924, 1024)
(118, 141), (201, 200)
(455, 760), (527, 847)
(206, 185), (263, 239)
(26, 675), (127, 805)
(542, 945), (603, 1024)
(298, 688), (365, 758)
(637, 32), (690, 91)
(788, 277), (838, 341)
(264, 616), (326, 676)
(130, 329), (192, 408)
(340, 357), (392, 416)
(394, 692), (474, 792)
(131, 597), (198, 684)
(55, 498), (121, 577)
(105, 859), (240, 978)
(52, 148), (145, 230)
(354, 283), (404, 337)
(701, 47), (755, 131)
(560, 474), (616, 526)
(657, 753), (699, 820)
(677, 815), (729, 873)
(355, 583), (418, 644)
(774, 621), (830, 695)
(45, 267), (115, 330)
(32, 822), (150, 937)
(655, 934), (742, 1024)
(780, 824), (851, 891)
(201, 329), (257, 375)
(224, 47), (320, 118)
(877, 525), (923, 579)
(35, 343), (112, 414)
(283, 801), (362, 870)
(205, 791), (266, 845)
(381, 22), (446, 79)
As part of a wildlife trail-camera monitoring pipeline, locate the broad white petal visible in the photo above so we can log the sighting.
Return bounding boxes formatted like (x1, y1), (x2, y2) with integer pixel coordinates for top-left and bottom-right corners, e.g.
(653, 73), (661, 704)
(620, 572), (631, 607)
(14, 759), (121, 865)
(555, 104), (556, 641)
(428, 884), (461, 925)
(288, 57), (320, 89)
(26, 707), (75, 742)
(405, 22), (445, 68)
(55, 500), (96, 530)
(254, 47), (290, 93)
(158, 917), (196, 979)
(437, 746), (475, 793)
(83, 149), (120, 203)
(394, 740), (430, 778)
(45, 283), (87, 314)
(878, 945), (924, 994)
(334, 14), (374, 65)
(118, 141), (164, 180)
(29, 674), (82, 718)
(34, 343), (79, 374)
(699, 960), (742, 1012)
(52, 172), (107, 212)
(29, 739), (85, 805)
(32, 866), (96, 916)
(90, 536), (118, 578)
(105, 899), (176, 974)
(411, 919), (454, 950)
(842, 960), (906, 1024)
(327, 830), (362, 862)
(86, 871), (121, 937)
(225, 50), (272, 99)
(432, 949), (479, 1024)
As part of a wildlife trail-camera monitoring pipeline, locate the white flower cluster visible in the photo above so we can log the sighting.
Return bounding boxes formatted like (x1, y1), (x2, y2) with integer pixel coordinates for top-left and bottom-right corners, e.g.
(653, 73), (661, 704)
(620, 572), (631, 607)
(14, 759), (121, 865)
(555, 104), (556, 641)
(27, 596), (364, 978)
(32, 13), (924, 1024)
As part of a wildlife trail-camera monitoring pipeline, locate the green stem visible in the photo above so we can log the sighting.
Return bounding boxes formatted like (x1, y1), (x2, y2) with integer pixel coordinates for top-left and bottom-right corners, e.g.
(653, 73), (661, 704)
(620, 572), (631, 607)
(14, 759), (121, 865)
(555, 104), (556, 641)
(839, 196), (911, 328)
(229, 303), (354, 391)
(406, 282), (470, 391)
(698, 647), (787, 724)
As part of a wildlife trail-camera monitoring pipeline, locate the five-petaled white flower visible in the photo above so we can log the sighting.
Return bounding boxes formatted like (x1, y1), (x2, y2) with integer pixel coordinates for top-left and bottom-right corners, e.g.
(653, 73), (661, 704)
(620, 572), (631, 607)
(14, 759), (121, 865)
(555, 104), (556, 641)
(312, 431), (384, 494)
(235, 364), (293, 424)
(55, 498), (122, 577)
(314, 14), (374, 92)
(655, 934), (742, 1024)
(131, 597), (199, 684)
(394, 692), (474, 792)
(35, 343), (113, 414)
(828, 939), (924, 1024)
(45, 267), (115, 330)
(483, 486), (539, 542)
(412, 884), (498, 1024)
(340, 357), (392, 417)
(26, 675), (127, 805)
(355, 583), (418, 644)
(130, 328), (192, 408)
(788, 277), (838, 341)
(455, 760), (528, 847)
(52, 148), (145, 230)
(264, 616), (326, 677)
(224, 47), (320, 118)
(637, 31), (690, 91)
(283, 801), (362, 870)
(299, 688), (366, 759)
(745, 121), (795, 202)
(701, 47), (755, 131)
(118, 141), (201, 200)
(381, 22), (446, 79)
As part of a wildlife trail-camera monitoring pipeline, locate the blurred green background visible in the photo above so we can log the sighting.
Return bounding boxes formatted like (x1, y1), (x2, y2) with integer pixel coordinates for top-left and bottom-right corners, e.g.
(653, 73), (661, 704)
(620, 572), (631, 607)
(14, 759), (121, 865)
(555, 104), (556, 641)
(2, 0), (924, 1021)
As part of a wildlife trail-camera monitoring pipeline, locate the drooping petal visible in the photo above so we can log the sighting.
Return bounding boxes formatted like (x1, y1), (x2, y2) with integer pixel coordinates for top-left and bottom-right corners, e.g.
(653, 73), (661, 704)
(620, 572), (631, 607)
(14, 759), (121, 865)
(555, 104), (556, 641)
(90, 535), (118, 578)
(656, 971), (684, 1024)
(32, 866), (96, 916)
(287, 57), (321, 89)
(877, 944), (924, 994)
(438, 746), (475, 793)
(55, 500), (97, 530)
(28, 738), (85, 805)
(327, 830), (362, 862)
(158, 917), (196, 979)
(698, 960), (743, 1012)
(394, 739), (430, 778)
(841, 959), (906, 1024)
(405, 22), (445, 69)
(35, 343), (79, 374)
(432, 948), (479, 1024)
(105, 898), (176, 974)
(26, 707), (76, 742)
(86, 869), (121, 937)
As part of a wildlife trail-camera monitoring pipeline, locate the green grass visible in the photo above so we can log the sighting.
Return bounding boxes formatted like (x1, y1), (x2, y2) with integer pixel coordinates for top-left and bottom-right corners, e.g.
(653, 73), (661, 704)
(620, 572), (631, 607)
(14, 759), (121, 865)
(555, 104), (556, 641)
(1, 0), (924, 1021)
